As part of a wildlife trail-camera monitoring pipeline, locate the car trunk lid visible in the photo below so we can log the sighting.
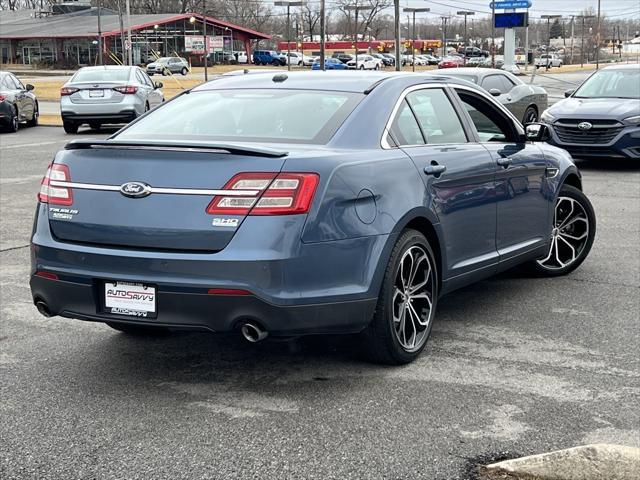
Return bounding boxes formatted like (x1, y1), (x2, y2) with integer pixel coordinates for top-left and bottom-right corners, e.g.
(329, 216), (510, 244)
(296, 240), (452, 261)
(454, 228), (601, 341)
(47, 140), (289, 252)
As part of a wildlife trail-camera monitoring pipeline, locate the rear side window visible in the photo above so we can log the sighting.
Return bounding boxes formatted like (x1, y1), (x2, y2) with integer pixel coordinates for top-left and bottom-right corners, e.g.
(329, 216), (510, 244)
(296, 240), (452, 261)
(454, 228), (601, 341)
(405, 89), (467, 144)
(389, 100), (425, 146)
(117, 89), (362, 145)
(73, 69), (130, 82)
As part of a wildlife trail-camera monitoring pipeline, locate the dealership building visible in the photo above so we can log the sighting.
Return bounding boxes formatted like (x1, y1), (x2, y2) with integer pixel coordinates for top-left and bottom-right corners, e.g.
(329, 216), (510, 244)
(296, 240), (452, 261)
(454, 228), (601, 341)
(0, 1), (270, 66)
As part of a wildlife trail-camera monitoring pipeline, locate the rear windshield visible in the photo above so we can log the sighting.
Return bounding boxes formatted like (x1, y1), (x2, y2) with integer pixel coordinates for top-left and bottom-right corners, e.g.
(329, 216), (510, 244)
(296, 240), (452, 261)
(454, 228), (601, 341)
(116, 89), (363, 144)
(72, 69), (130, 83)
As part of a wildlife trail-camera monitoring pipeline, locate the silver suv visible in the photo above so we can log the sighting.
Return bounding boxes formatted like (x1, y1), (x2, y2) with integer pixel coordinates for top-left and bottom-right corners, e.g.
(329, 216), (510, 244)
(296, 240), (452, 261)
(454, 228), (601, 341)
(146, 57), (189, 76)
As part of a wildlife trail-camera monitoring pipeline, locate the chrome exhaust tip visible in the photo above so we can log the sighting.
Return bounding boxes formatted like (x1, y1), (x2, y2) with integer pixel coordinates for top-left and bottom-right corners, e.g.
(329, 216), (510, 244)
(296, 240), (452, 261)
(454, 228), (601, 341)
(35, 300), (53, 318)
(241, 322), (268, 343)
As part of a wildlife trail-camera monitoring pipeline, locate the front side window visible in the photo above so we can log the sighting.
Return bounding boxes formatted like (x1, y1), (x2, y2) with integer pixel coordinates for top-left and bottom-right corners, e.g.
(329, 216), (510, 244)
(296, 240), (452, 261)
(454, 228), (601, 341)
(405, 89), (467, 144)
(482, 75), (506, 93)
(116, 89), (362, 145)
(456, 90), (516, 142)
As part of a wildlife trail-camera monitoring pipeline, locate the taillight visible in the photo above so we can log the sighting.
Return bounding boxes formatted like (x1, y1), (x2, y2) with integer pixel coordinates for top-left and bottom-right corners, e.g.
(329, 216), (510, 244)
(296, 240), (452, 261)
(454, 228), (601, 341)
(206, 172), (319, 216)
(38, 164), (73, 206)
(0, 94), (6, 102)
(60, 87), (79, 96)
(113, 86), (138, 94)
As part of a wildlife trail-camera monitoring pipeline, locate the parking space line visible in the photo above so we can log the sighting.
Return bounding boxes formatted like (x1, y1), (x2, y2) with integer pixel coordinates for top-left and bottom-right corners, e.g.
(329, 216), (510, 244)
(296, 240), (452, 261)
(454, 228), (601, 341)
(2, 141), (62, 150)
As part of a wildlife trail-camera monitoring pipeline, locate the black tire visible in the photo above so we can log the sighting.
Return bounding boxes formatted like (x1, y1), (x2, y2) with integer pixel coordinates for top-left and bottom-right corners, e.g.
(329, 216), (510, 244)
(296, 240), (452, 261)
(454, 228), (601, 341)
(89, 122), (101, 131)
(106, 322), (168, 336)
(181, 67), (188, 75)
(528, 184), (596, 277)
(359, 65), (365, 70)
(522, 106), (538, 125)
(361, 229), (439, 365)
(63, 120), (78, 134)
(7, 105), (19, 133)
(27, 103), (39, 127)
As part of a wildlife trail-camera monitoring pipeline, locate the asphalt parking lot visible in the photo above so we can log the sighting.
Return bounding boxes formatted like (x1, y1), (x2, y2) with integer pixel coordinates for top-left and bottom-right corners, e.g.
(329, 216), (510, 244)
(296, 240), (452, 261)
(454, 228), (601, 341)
(1, 120), (639, 478)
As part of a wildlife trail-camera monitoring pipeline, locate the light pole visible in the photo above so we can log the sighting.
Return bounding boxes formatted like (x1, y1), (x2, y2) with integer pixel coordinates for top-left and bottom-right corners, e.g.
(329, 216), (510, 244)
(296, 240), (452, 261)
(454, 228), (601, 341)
(394, 0), (401, 71)
(404, 7), (430, 72)
(320, 0), (326, 70)
(203, 0), (208, 81)
(125, 0), (132, 65)
(440, 16), (450, 59)
(275, 1), (304, 71)
(97, 0), (103, 65)
(541, 14), (562, 70)
(344, 4), (372, 70)
(456, 11), (474, 52)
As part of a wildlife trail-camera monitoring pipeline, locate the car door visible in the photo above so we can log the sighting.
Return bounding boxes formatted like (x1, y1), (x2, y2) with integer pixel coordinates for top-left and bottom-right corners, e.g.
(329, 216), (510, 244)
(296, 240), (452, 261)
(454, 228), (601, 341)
(9, 74), (32, 120)
(452, 87), (551, 266)
(386, 86), (499, 285)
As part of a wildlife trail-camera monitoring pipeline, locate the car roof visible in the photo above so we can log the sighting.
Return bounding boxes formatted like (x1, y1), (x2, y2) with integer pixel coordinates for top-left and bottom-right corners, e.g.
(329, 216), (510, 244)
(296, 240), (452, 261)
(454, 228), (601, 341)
(430, 67), (505, 78)
(603, 63), (640, 70)
(192, 70), (475, 94)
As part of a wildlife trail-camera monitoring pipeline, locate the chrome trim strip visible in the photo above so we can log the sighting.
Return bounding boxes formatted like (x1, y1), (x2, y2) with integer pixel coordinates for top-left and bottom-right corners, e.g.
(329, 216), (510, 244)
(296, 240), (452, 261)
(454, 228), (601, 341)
(49, 180), (259, 196)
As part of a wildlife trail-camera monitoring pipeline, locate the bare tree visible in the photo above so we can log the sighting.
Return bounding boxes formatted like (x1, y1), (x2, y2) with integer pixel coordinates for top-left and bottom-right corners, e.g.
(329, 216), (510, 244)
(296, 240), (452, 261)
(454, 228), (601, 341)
(300, 3), (320, 41)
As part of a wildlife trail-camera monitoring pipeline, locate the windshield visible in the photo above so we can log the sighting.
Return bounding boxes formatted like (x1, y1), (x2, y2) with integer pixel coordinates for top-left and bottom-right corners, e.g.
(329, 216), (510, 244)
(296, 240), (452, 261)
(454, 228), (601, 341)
(72, 68), (130, 82)
(573, 69), (640, 99)
(116, 89), (362, 144)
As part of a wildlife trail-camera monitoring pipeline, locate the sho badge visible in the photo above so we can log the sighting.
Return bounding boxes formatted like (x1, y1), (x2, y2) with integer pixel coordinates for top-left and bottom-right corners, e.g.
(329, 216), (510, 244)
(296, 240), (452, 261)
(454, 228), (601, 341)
(49, 206), (79, 220)
(212, 218), (239, 228)
(120, 181), (151, 198)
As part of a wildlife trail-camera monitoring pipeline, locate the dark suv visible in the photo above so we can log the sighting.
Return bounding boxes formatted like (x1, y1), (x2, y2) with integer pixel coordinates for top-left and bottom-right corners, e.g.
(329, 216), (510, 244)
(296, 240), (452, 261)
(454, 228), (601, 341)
(253, 50), (286, 66)
(331, 53), (355, 64)
(541, 64), (640, 160)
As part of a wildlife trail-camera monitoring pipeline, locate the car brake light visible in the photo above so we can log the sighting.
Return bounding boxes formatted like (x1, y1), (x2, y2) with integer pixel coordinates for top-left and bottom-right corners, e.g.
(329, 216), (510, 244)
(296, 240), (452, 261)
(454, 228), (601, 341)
(60, 87), (79, 96)
(38, 164), (73, 206)
(206, 172), (319, 216)
(0, 94), (6, 102)
(113, 86), (138, 94)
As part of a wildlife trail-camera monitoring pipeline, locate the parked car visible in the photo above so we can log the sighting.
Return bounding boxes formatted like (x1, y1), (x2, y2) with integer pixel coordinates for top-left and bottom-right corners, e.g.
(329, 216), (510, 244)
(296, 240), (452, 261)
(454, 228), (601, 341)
(60, 66), (164, 134)
(208, 51), (236, 65)
(438, 56), (464, 69)
(31, 71), (595, 365)
(540, 64), (640, 159)
(146, 57), (189, 76)
(311, 58), (348, 70)
(253, 50), (286, 66)
(346, 55), (379, 70)
(285, 52), (315, 66)
(381, 53), (397, 66)
(331, 53), (355, 64)
(430, 68), (548, 124)
(0, 71), (38, 132)
(535, 53), (563, 68)
(459, 46), (489, 58)
(234, 51), (248, 64)
(372, 53), (393, 67)
(419, 54), (439, 65)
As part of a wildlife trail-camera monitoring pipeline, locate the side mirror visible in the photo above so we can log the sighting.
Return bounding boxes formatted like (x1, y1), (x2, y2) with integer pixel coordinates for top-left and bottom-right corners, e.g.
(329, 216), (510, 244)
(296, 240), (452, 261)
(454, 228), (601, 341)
(25, 84), (35, 91)
(154, 81), (163, 89)
(489, 88), (502, 97)
(564, 88), (575, 98)
(525, 122), (550, 142)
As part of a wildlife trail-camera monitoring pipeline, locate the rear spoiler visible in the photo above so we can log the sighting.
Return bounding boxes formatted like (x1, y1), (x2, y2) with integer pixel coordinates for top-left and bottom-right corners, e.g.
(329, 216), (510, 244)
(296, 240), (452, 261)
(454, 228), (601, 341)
(64, 139), (289, 158)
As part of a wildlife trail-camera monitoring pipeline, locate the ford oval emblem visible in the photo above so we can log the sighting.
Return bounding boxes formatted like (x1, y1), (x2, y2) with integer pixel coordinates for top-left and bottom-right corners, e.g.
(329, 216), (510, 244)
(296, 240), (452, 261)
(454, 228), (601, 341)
(577, 121), (593, 131)
(120, 181), (151, 198)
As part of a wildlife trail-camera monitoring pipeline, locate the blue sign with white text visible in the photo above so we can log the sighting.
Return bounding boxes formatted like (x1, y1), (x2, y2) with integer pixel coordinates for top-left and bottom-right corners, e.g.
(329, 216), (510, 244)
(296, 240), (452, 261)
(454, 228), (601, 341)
(490, 1), (532, 8)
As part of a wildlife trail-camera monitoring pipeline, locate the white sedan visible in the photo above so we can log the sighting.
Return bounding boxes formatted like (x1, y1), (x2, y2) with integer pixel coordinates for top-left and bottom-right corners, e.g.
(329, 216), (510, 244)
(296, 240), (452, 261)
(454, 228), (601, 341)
(286, 52), (315, 66)
(346, 55), (379, 70)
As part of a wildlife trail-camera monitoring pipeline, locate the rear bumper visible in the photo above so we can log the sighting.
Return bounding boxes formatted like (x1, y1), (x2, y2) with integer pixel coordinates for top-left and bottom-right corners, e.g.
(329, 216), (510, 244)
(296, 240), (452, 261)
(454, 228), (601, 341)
(61, 111), (137, 124)
(30, 275), (376, 335)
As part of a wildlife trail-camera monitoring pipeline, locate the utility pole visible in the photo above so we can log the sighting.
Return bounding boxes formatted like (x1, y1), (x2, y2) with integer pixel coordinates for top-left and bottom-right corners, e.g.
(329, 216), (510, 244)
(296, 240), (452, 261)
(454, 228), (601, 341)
(276, 2), (304, 71)
(569, 16), (575, 65)
(203, 0), (208, 81)
(345, 3), (372, 70)
(97, 0), (103, 65)
(440, 16), (449, 59)
(404, 6), (430, 72)
(320, 0), (326, 70)
(125, 0), (132, 65)
(457, 11), (474, 52)
(524, 7), (529, 71)
(596, 0), (601, 69)
(576, 15), (594, 68)
(491, 2), (495, 68)
(394, 0), (401, 71)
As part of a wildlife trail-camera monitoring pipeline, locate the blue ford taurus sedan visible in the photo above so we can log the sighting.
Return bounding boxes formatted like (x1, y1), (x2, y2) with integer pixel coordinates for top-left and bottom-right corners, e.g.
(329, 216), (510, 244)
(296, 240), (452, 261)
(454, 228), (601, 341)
(30, 72), (595, 364)
(540, 64), (640, 160)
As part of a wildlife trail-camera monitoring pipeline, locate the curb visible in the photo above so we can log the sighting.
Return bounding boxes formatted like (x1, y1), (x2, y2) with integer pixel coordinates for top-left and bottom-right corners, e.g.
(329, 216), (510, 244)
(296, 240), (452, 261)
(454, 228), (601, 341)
(483, 444), (640, 480)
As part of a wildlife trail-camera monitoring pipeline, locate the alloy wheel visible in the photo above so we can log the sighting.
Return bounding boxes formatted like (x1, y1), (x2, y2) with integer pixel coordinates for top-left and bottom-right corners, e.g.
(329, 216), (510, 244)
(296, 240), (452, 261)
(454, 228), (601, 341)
(393, 245), (435, 352)
(537, 196), (589, 270)
(523, 108), (538, 124)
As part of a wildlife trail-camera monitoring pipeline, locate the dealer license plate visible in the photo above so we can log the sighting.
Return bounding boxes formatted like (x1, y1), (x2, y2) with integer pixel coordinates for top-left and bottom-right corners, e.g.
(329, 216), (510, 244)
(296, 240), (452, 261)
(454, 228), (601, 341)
(89, 89), (104, 97)
(104, 281), (156, 318)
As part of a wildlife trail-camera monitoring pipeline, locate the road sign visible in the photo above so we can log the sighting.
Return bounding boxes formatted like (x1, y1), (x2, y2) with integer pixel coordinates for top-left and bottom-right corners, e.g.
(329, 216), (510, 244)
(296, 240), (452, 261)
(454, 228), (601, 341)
(490, 1), (532, 8)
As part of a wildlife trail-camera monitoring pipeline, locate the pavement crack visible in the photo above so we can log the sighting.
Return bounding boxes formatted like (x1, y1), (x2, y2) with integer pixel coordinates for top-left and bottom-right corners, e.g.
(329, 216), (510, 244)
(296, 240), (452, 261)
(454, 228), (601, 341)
(0, 244), (30, 253)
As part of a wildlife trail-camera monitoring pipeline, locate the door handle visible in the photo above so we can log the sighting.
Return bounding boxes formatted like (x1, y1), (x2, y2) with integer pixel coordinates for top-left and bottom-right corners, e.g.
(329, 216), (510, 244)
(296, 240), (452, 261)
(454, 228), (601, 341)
(496, 157), (513, 168)
(424, 164), (446, 176)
